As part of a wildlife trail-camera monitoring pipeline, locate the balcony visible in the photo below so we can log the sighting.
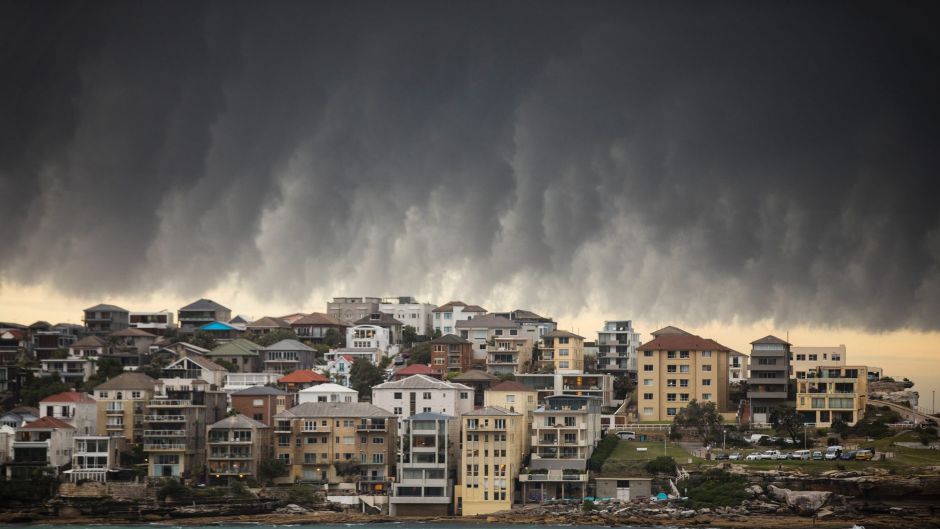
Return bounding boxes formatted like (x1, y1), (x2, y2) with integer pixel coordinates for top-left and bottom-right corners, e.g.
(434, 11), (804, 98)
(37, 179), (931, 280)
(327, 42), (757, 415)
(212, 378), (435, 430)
(357, 421), (387, 431)
(145, 414), (186, 422)
(747, 391), (789, 400)
(106, 406), (125, 414)
(148, 399), (192, 407)
(144, 443), (186, 451)
(519, 470), (587, 482)
(144, 430), (185, 437)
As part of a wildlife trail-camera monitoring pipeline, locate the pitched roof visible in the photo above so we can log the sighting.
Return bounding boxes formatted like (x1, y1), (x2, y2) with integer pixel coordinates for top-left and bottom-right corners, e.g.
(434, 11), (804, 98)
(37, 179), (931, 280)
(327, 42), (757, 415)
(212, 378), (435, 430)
(40, 391), (96, 404)
(751, 335), (791, 346)
(264, 339), (315, 352)
(200, 321), (240, 331)
(455, 314), (519, 329)
(84, 304), (127, 312)
(229, 315), (250, 325)
(180, 298), (230, 312)
(208, 338), (260, 357)
(430, 333), (471, 345)
(508, 309), (550, 321)
(433, 301), (473, 313)
(155, 341), (211, 354)
(638, 333), (731, 352)
(651, 325), (692, 336)
(209, 413), (268, 429)
(394, 364), (438, 376)
(21, 416), (74, 430)
(463, 405), (518, 417)
(374, 374), (471, 391)
(276, 402), (394, 419)
(29, 321), (52, 329)
(94, 372), (157, 391)
(277, 312), (309, 324)
(170, 353), (228, 373)
(453, 370), (499, 382)
(278, 370), (329, 384)
(247, 316), (290, 329)
(488, 380), (534, 392)
(354, 313), (405, 326)
(110, 328), (157, 338)
(298, 382), (357, 393)
(463, 305), (487, 313)
(232, 386), (289, 396)
(290, 312), (346, 326)
(70, 335), (108, 348)
(543, 329), (584, 339)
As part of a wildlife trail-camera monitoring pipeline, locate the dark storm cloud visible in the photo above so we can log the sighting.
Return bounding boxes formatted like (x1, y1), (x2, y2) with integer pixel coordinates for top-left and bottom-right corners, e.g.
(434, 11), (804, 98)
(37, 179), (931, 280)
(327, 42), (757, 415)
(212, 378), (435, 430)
(1, 1), (939, 330)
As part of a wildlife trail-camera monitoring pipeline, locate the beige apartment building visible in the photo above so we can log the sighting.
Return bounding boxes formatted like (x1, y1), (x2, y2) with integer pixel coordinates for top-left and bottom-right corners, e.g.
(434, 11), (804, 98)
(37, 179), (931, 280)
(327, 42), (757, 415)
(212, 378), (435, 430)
(796, 365), (869, 426)
(483, 381), (537, 452)
(273, 402), (397, 492)
(94, 372), (158, 444)
(207, 414), (272, 485)
(637, 327), (730, 422)
(455, 406), (524, 516)
(791, 345), (846, 379)
(537, 330), (584, 372)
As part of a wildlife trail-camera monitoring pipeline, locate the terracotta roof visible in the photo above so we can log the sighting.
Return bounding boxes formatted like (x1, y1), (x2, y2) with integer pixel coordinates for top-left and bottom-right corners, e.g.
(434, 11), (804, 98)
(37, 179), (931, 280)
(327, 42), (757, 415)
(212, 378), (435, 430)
(291, 312), (346, 326)
(110, 328), (157, 338)
(543, 329), (584, 340)
(751, 335), (791, 346)
(40, 391), (96, 404)
(278, 370), (329, 384)
(247, 316), (290, 329)
(394, 364), (437, 376)
(488, 380), (534, 392)
(430, 334), (471, 345)
(638, 333), (731, 352)
(432, 301), (467, 313)
(94, 372), (157, 391)
(22, 416), (74, 430)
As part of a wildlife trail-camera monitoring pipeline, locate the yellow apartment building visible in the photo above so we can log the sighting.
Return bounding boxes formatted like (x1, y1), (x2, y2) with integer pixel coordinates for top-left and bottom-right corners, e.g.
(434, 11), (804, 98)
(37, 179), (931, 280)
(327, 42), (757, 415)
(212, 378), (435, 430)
(456, 407), (524, 516)
(93, 372), (158, 444)
(796, 365), (868, 426)
(537, 330), (584, 372)
(483, 380), (537, 452)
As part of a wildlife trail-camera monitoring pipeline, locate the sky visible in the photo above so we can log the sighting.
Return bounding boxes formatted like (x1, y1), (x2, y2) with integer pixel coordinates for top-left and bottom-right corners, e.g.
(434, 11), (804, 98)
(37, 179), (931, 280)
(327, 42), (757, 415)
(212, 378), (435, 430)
(1, 1), (939, 408)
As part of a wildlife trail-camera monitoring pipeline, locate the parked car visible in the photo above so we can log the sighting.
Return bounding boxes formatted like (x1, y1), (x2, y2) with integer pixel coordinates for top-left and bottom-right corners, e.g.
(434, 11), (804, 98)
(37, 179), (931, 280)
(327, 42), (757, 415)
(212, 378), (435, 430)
(825, 446), (843, 460)
(745, 453), (763, 461)
(855, 449), (875, 461)
(812, 450), (824, 460)
(617, 431), (637, 440)
(729, 452), (743, 460)
(839, 450), (858, 460)
(714, 452), (730, 461)
(761, 450), (784, 460)
(791, 449), (811, 460)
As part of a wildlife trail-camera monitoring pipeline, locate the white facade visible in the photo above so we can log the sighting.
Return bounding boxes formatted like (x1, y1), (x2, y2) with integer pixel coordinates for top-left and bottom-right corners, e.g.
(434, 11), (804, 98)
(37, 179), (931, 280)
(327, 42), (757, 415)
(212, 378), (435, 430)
(346, 324), (391, 352)
(380, 298), (436, 335)
(128, 310), (176, 331)
(68, 436), (124, 482)
(325, 356), (355, 387)
(39, 395), (98, 436)
(40, 358), (95, 385)
(729, 352), (748, 384)
(371, 375), (474, 421)
(222, 372), (281, 393)
(596, 320), (641, 375)
(298, 383), (359, 404)
(432, 302), (487, 335)
(791, 345), (847, 379)
(12, 420), (75, 473)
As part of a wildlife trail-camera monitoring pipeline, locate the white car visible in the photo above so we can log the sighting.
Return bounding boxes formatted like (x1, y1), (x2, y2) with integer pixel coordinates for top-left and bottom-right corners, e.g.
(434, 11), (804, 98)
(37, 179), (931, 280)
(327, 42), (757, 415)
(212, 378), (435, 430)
(745, 453), (763, 461)
(762, 450), (784, 460)
(729, 453), (742, 460)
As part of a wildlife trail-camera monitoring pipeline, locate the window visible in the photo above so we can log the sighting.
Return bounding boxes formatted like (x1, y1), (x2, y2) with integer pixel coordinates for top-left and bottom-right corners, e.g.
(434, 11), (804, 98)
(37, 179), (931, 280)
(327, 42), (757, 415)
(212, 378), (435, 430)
(667, 351), (676, 359)
(811, 398), (825, 409)
(796, 354), (806, 361)
(679, 351), (690, 359)
(372, 453), (384, 464)
(643, 365), (654, 372)
(702, 379), (712, 386)
(423, 392), (432, 399)
(131, 391), (141, 399)
(667, 365), (677, 373)
(679, 379), (689, 387)
(559, 361), (569, 369)
(702, 393), (712, 400)
(506, 395), (515, 403)
(423, 407), (432, 413)
(98, 392), (108, 399)
(253, 399), (264, 406)
(644, 351), (653, 357)
(809, 354), (818, 361)
(666, 408), (677, 416)
(680, 393), (690, 402)
(460, 392), (468, 400)
(679, 365), (690, 373)
(372, 437), (384, 444)
(559, 349), (569, 357)
(495, 329), (503, 336)
(509, 329), (518, 336)
(643, 379), (653, 386)
(393, 407), (402, 415)
(666, 393), (677, 402)
(702, 365), (712, 372)
(702, 351), (712, 358)
(643, 407), (653, 416)
(832, 354), (841, 361)
(394, 392), (402, 399)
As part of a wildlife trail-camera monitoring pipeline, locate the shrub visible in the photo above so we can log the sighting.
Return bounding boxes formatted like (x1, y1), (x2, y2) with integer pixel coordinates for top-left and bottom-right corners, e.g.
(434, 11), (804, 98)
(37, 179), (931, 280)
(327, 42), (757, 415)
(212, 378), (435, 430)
(683, 469), (748, 508)
(588, 434), (619, 471)
(645, 456), (677, 475)
(286, 484), (319, 506)
(816, 428), (828, 437)
(157, 479), (192, 502)
(582, 499), (595, 511)
(231, 481), (252, 498)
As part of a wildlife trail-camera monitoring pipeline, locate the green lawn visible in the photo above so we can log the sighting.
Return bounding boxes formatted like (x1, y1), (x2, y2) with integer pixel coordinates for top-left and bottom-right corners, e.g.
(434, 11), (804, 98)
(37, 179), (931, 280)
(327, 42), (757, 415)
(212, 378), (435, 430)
(599, 440), (697, 476)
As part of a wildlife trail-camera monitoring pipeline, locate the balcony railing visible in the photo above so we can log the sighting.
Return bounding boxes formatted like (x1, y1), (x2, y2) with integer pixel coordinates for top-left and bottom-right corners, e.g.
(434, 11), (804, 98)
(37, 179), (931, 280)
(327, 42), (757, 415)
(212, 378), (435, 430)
(358, 422), (387, 431)
(148, 399), (192, 407)
(144, 430), (185, 437)
(144, 443), (186, 451)
(145, 414), (186, 422)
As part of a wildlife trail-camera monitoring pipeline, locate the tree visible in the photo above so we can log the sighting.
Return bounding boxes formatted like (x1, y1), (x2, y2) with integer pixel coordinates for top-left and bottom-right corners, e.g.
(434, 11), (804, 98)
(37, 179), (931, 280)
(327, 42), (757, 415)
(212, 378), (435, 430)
(21, 374), (72, 406)
(613, 376), (635, 400)
(408, 342), (431, 365)
(258, 458), (288, 485)
(673, 400), (723, 446)
(190, 331), (218, 350)
(431, 328), (442, 339)
(323, 328), (343, 347)
(350, 358), (386, 398)
(96, 357), (125, 379)
(769, 405), (804, 444)
(497, 373), (516, 381)
(645, 456), (677, 475)
(215, 359), (238, 373)
(255, 329), (299, 347)
(402, 325), (418, 348)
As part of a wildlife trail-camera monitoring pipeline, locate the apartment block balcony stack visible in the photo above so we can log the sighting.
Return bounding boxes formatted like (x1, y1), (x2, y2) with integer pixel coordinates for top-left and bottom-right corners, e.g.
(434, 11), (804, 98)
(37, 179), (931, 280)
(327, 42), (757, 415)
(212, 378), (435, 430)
(746, 335), (793, 424)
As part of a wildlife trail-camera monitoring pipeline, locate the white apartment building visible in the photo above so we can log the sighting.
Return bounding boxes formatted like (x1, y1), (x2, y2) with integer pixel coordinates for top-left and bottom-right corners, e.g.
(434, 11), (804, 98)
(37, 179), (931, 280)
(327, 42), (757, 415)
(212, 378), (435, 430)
(389, 412), (459, 516)
(128, 310), (176, 332)
(222, 373), (281, 393)
(432, 301), (487, 335)
(791, 345), (847, 379)
(39, 391), (98, 435)
(596, 320), (641, 376)
(729, 351), (747, 384)
(297, 383), (359, 404)
(379, 296), (436, 336)
(372, 375), (474, 421)
(66, 435), (127, 482)
(346, 324), (391, 352)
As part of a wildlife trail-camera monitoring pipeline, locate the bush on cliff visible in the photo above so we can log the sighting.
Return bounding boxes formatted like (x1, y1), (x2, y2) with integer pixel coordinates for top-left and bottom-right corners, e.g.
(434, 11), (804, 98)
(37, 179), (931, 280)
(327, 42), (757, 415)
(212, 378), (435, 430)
(645, 456), (677, 475)
(588, 434), (619, 471)
(682, 469), (748, 509)
(157, 479), (192, 502)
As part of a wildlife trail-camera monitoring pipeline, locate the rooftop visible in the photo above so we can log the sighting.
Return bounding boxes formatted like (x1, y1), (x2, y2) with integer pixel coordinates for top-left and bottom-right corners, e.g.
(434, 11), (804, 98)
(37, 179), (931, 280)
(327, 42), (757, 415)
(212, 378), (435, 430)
(209, 413), (268, 429)
(291, 312), (347, 326)
(543, 329), (585, 340)
(208, 338), (261, 357)
(278, 370), (329, 384)
(232, 386), (290, 396)
(430, 333), (471, 345)
(94, 372), (157, 391)
(180, 298), (230, 312)
(298, 382), (357, 393)
(110, 328), (157, 338)
(455, 314), (519, 329)
(84, 304), (128, 313)
(488, 380), (534, 392)
(40, 391), (96, 404)
(463, 405), (519, 417)
(263, 339), (316, 352)
(276, 402), (394, 419)
(21, 416), (74, 430)
(374, 374), (471, 391)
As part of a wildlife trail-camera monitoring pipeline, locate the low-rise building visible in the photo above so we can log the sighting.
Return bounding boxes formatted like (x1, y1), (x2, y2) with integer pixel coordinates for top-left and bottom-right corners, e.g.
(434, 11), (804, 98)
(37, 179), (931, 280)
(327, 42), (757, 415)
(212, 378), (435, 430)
(372, 375), (474, 421)
(94, 373), (158, 443)
(128, 310), (175, 334)
(40, 357), (95, 385)
(594, 477), (653, 501)
(290, 312), (349, 344)
(178, 299), (232, 333)
(108, 328), (159, 368)
(432, 301), (487, 335)
(379, 297), (436, 336)
(537, 330), (585, 373)
(206, 338), (262, 373)
(206, 414), (272, 485)
(515, 372), (616, 409)
(353, 313), (404, 346)
(389, 412), (458, 516)
(347, 324), (394, 353)
(39, 391), (97, 435)
(792, 345), (847, 379)
(452, 370), (499, 408)
(298, 383), (359, 404)
(83, 304), (129, 336)
(273, 402), (397, 492)
(162, 353), (228, 388)
(430, 334), (473, 373)
(457, 314), (531, 372)
(231, 386), (296, 426)
(66, 435), (128, 482)
(8, 416), (75, 478)
(796, 365), (868, 426)
(277, 369), (329, 392)
(325, 354), (356, 386)
(223, 372), (281, 393)
(327, 297), (382, 326)
(456, 406), (523, 516)
(68, 335), (109, 360)
(245, 316), (291, 335)
(263, 339), (318, 374)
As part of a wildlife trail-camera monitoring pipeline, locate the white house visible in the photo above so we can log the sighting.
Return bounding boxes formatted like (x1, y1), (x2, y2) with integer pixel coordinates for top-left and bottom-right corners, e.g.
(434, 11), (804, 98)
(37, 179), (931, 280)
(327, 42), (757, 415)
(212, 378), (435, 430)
(431, 301), (487, 335)
(40, 357), (95, 385)
(161, 353), (228, 389)
(325, 354), (356, 387)
(38, 391), (97, 435)
(8, 416), (75, 478)
(379, 296), (436, 336)
(371, 375), (474, 421)
(346, 324), (391, 352)
(297, 383), (359, 404)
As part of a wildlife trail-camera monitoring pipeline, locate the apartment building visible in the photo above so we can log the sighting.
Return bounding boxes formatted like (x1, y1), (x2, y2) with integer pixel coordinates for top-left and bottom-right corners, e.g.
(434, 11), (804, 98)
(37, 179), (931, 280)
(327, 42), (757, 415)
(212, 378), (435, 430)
(596, 320), (641, 377)
(489, 309), (556, 342)
(379, 297), (436, 336)
(206, 338), (262, 373)
(230, 386), (295, 426)
(430, 334), (473, 373)
(456, 406), (523, 516)
(747, 335), (792, 423)
(66, 435), (128, 482)
(791, 345), (847, 379)
(452, 370), (499, 408)
(636, 327), (731, 422)
(796, 365), (869, 426)
(39, 391), (97, 435)
(389, 412), (458, 516)
(94, 373), (159, 443)
(483, 381), (537, 452)
(144, 381), (227, 479)
(273, 402), (397, 492)
(432, 301), (487, 335)
(290, 312), (348, 344)
(372, 375), (474, 421)
(456, 315), (524, 369)
(354, 313), (404, 346)
(346, 324), (393, 353)
(537, 330), (585, 372)
(262, 339), (318, 374)
(327, 297), (382, 326)
(83, 304), (130, 336)
(7, 416), (74, 478)
(178, 299), (232, 332)
(515, 372), (616, 408)
(298, 383), (359, 404)
(30, 326), (80, 360)
(128, 310), (175, 334)
(223, 373), (280, 393)
(729, 350), (747, 384)
(206, 414), (272, 485)
(40, 357), (94, 385)
(529, 395), (600, 469)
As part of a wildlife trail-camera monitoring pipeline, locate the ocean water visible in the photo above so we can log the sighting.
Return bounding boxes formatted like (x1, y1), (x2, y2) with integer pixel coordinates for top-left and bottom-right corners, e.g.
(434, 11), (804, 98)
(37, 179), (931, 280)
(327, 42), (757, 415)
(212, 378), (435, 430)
(0, 523), (860, 529)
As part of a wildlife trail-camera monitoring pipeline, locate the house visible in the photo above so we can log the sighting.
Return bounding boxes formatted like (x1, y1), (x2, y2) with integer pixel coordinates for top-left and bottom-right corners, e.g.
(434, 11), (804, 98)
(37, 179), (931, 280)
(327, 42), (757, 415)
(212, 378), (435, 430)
(0, 406), (39, 429)
(144, 381), (227, 479)
(636, 326), (732, 422)
(30, 325), (80, 360)
(452, 370), (499, 408)
(93, 372), (159, 444)
(150, 341), (211, 365)
(40, 357), (95, 385)
(595, 320), (641, 378)
(262, 339), (318, 374)
(346, 324), (393, 353)
(83, 304), (130, 336)
(107, 328), (158, 368)
(66, 435), (128, 483)
(456, 314), (533, 374)
(298, 383), (359, 404)
(8, 416), (75, 478)
(277, 369), (329, 392)
(206, 338), (262, 373)
(68, 335), (110, 359)
(456, 406), (523, 515)
(0, 329), (27, 364)
(246, 316), (291, 335)
(197, 321), (242, 342)
(747, 335), (793, 423)
(291, 312), (348, 344)
(796, 365), (869, 426)
(325, 355), (355, 386)
(392, 364), (444, 381)
(327, 297), (382, 326)
(389, 412), (459, 516)
(178, 299), (232, 332)
(162, 354), (228, 388)
(594, 477), (653, 502)
(371, 375), (473, 421)
(353, 313), (405, 345)
(128, 310), (176, 334)
(206, 414), (272, 485)
(378, 296), (436, 336)
(228, 315), (249, 330)
(230, 386), (296, 426)
(537, 330), (585, 373)
(489, 309), (556, 342)
(431, 301), (487, 335)
(273, 402), (397, 492)
(222, 372), (281, 393)
(324, 348), (382, 367)
(39, 391), (97, 435)
(430, 334), (473, 373)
